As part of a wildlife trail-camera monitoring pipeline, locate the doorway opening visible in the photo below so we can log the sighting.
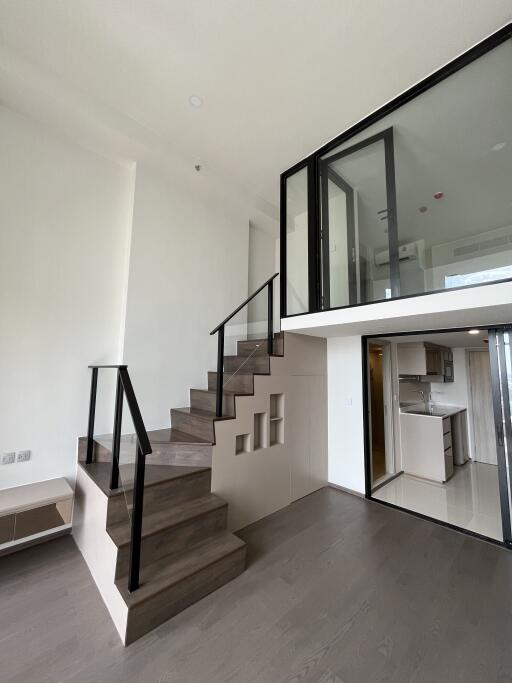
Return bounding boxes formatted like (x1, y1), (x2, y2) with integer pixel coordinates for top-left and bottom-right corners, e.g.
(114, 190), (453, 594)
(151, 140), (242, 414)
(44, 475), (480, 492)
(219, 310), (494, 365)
(364, 325), (512, 547)
(368, 341), (395, 488)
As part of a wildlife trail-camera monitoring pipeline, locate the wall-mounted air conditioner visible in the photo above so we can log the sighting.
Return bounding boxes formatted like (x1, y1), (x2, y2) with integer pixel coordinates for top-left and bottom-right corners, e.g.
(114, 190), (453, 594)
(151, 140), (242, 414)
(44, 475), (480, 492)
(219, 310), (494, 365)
(375, 242), (418, 266)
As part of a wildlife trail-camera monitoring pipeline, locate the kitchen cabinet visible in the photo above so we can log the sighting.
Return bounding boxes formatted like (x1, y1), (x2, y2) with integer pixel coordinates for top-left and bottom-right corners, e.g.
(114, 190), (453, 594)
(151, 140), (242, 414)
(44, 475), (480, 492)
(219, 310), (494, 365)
(426, 347), (443, 375)
(397, 343), (427, 376)
(400, 407), (468, 482)
(397, 342), (453, 381)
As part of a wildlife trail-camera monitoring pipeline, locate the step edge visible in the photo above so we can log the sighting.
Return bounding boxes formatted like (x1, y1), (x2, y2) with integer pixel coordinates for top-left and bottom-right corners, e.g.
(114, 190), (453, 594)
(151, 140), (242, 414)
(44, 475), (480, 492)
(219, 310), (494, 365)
(108, 496), (228, 547)
(116, 536), (247, 605)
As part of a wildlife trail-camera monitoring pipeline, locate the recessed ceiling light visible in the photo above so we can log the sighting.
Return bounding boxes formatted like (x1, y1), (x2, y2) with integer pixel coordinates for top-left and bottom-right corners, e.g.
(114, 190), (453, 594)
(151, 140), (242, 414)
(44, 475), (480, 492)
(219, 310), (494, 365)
(188, 95), (203, 108)
(419, 206), (428, 213)
(468, 329), (480, 335)
(492, 142), (506, 152)
(433, 191), (444, 200)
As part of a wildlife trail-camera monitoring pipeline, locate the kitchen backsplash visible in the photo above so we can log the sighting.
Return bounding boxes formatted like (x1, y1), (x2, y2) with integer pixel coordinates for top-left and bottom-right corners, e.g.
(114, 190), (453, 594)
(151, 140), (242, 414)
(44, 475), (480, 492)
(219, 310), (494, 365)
(399, 379), (431, 405)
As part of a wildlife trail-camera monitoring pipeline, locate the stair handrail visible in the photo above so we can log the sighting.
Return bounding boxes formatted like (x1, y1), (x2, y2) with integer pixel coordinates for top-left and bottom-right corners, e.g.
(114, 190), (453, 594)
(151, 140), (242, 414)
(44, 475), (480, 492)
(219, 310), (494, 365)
(210, 273), (278, 418)
(85, 364), (152, 593)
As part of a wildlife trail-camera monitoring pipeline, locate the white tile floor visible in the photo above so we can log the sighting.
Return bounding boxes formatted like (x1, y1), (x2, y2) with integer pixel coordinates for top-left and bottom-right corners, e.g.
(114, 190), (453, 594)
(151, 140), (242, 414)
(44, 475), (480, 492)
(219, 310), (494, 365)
(373, 461), (503, 541)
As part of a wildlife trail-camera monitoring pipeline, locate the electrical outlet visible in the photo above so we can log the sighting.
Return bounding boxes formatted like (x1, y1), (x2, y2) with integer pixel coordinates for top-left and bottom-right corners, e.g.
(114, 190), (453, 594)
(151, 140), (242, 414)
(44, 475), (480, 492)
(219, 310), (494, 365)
(17, 450), (31, 463)
(2, 452), (16, 465)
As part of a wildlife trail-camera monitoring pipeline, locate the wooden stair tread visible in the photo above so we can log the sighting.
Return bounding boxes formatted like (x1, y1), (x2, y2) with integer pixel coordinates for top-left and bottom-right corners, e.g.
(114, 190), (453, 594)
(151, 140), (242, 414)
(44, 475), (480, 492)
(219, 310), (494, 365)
(147, 427), (212, 446)
(172, 407), (232, 422)
(191, 388), (238, 396)
(79, 461), (209, 497)
(108, 493), (227, 547)
(116, 531), (246, 606)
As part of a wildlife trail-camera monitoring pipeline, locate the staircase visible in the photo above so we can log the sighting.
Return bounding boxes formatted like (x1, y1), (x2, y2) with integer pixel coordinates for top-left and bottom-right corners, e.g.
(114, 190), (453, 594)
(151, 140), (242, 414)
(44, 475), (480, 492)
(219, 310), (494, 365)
(75, 331), (284, 645)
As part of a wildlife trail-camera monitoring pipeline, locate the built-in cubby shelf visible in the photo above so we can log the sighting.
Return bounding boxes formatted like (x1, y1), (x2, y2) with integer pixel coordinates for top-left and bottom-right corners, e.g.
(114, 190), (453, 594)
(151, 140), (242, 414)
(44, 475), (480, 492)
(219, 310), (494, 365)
(269, 393), (284, 445)
(235, 433), (250, 455)
(254, 412), (267, 450)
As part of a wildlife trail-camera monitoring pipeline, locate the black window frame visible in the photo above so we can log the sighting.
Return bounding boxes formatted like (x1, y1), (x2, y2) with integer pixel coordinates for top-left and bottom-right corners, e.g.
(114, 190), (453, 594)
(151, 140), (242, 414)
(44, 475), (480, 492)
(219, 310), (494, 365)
(280, 22), (512, 319)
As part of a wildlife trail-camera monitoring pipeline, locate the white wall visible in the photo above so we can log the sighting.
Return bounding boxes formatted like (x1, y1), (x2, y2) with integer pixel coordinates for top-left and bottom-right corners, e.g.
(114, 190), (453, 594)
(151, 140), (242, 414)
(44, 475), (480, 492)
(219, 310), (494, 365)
(247, 223), (278, 333)
(0, 105), (134, 490)
(327, 335), (366, 494)
(122, 163), (249, 431)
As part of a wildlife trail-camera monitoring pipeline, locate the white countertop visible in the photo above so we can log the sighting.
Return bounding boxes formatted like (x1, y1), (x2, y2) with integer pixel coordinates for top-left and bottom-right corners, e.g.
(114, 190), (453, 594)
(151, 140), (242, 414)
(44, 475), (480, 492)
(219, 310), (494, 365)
(400, 404), (467, 418)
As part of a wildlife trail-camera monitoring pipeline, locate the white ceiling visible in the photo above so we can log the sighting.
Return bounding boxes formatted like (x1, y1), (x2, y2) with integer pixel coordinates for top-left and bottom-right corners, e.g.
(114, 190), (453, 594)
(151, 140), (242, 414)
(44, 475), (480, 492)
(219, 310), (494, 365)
(0, 1), (510, 219)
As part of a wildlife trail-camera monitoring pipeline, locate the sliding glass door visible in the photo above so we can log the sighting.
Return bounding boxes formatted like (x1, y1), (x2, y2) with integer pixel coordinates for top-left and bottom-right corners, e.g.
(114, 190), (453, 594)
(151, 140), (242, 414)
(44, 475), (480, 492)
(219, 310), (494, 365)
(488, 328), (512, 546)
(319, 128), (399, 309)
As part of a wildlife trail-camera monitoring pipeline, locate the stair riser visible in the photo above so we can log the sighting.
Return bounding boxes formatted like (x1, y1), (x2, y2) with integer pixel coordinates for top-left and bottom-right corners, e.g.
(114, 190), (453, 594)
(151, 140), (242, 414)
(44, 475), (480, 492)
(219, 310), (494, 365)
(107, 469), (212, 527)
(171, 410), (215, 442)
(148, 444), (212, 469)
(224, 356), (270, 373)
(237, 337), (284, 356)
(77, 437), (112, 464)
(114, 505), (228, 579)
(207, 372), (254, 394)
(125, 546), (247, 645)
(190, 389), (235, 416)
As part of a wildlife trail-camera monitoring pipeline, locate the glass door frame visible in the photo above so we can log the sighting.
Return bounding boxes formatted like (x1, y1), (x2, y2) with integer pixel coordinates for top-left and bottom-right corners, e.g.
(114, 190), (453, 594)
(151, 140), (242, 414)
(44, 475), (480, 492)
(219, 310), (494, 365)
(488, 327), (512, 546)
(319, 127), (400, 308)
(319, 164), (357, 308)
(363, 323), (512, 549)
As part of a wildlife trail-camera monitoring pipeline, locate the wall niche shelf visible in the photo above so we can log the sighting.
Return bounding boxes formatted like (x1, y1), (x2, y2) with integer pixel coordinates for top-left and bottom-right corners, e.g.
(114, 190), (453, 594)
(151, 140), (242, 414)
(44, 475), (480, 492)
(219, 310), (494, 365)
(269, 393), (284, 446)
(235, 433), (250, 455)
(254, 412), (267, 450)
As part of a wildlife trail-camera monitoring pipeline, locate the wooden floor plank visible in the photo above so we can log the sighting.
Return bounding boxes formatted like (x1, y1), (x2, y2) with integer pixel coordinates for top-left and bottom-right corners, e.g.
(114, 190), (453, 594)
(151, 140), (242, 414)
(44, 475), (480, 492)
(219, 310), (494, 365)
(1, 487), (512, 682)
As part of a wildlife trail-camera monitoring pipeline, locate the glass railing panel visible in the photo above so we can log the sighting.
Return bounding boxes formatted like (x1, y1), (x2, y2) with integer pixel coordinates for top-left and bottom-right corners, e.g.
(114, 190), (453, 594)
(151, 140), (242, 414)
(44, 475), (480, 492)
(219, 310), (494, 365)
(320, 137), (391, 307)
(223, 287), (269, 398)
(92, 369), (117, 456)
(284, 33), (512, 312)
(285, 166), (309, 315)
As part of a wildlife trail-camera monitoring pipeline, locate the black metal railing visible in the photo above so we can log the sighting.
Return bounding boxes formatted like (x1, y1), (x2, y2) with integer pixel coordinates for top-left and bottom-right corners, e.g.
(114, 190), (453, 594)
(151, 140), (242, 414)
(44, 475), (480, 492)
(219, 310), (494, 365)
(210, 273), (278, 418)
(85, 364), (152, 593)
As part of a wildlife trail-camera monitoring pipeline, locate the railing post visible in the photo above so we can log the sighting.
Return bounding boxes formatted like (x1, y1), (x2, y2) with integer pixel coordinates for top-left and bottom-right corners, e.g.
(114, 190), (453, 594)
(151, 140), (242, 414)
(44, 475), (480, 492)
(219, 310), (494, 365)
(216, 326), (225, 417)
(110, 370), (124, 490)
(128, 441), (146, 593)
(86, 367), (98, 464)
(267, 279), (274, 356)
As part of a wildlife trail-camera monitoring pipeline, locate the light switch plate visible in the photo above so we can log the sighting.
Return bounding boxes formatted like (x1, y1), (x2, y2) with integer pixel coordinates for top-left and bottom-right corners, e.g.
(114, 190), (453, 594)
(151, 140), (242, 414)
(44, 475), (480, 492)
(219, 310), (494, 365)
(17, 450), (31, 462)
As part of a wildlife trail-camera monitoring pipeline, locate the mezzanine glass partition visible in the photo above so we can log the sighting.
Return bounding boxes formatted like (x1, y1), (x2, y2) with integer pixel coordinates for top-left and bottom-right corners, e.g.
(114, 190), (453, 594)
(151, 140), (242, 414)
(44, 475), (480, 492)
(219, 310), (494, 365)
(281, 27), (512, 315)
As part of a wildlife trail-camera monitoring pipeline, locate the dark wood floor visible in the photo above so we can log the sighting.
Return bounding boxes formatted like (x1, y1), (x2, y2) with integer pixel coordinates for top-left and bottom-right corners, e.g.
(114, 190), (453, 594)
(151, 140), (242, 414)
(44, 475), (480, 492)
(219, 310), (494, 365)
(2, 487), (512, 682)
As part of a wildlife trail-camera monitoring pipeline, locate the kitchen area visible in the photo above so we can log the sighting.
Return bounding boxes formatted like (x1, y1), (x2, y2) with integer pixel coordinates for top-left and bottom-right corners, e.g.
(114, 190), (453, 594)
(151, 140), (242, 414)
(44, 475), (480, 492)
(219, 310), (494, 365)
(368, 329), (503, 542)
(398, 340), (469, 484)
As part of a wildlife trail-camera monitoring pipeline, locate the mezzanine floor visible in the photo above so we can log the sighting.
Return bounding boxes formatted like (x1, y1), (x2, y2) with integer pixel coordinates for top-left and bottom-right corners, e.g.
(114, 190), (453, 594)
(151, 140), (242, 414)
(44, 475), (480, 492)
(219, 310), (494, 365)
(1, 486), (512, 683)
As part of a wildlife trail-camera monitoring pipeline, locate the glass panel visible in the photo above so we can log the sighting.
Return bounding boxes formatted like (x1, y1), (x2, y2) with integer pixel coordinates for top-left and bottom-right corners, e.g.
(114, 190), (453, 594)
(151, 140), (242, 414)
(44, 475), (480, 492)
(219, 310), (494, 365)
(321, 139), (391, 306)
(309, 36), (512, 310)
(497, 331), (512, 540)
(223, 287), (269, 402)
(285, 167), (309, 314)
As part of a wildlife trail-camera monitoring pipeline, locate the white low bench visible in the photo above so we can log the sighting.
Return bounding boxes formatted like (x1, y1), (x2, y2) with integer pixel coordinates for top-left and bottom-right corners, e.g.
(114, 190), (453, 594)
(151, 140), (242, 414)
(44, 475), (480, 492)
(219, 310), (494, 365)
(0, 478), (74, 554)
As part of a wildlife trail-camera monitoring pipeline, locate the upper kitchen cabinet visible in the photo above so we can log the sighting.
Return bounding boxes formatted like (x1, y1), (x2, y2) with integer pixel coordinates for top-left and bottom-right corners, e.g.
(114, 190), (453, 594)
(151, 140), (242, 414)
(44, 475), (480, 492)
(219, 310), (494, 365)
(397, 342), (453, 381)
(425, 346), (443, 375)
(397, 343), (427, 376)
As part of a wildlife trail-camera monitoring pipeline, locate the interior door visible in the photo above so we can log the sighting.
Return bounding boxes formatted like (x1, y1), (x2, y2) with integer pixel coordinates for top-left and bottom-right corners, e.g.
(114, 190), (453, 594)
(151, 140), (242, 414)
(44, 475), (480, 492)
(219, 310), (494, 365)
(368, 340), (395, 487)
(467, 350), (497, 465)
(488, 328), (512, 545)
(319, 128), (399, 309)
